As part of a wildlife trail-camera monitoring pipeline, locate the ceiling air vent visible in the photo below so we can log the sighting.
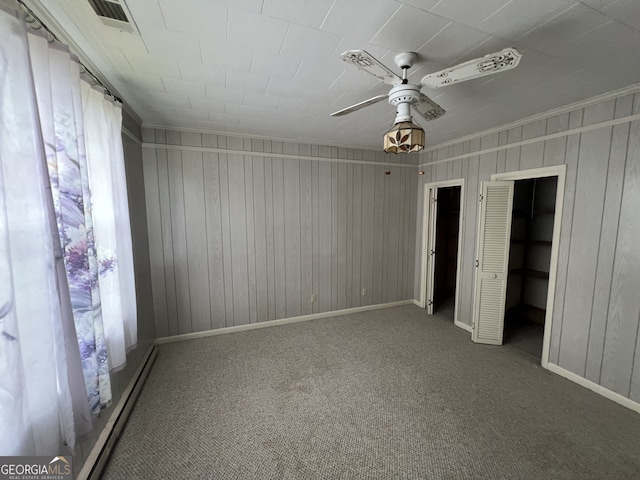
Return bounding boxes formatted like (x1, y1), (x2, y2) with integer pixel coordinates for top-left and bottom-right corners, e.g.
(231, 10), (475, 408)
(87, 0), (139, 34)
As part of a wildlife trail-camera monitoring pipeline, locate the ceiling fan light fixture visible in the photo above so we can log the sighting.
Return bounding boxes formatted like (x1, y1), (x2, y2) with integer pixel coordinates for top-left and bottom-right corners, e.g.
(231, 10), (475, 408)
(384, 121), (424, 154)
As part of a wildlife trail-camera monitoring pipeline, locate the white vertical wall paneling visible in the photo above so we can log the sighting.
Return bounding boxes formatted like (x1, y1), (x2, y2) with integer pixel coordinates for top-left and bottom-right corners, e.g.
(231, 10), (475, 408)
(496, 132), (508, 173)
(337, 163), (348, 310)
(457, 152), (480, 326)
(543, 114), (569, 167)
(398, 168), (408, 300)
(263, 151), (277, 321)
(203, 144), (227, 330)
(144, 129), (421, 341)
(558, 100), (614, 376)
(331, 160), (339, 310)
(218, 143), (235, 326)
(300, 157), (313, 316)
(455, 155), (469, 306)
(346, 162), (354, 308)
(408, 171), (419, 299)
(361, 164), (375, 307)
(585, 95), (633, 383)
(505, 126), (522, 172)
(479, 134), (499, 182)
(182, 145), (212, 332)
(373, 165), (385, 305)
(381, 168), (391, 303)
(155, 138), (179, 336)
(352, 164), (363, 307)
(549, 108), (584, 364)
(251, 146), (269, 323)
(311, 152), (320, 314)
(142, 147), (167, 337)
(167, 144), (192, 334)
(436, 161), (447, 181)
(413, 175), (424, 302)
(272, 149), (287, 320)
(519, 119), (546, 170)
(244, 151), (258, 324)
(227, 149), (251, 325)
(602, 95), (640, 400)
(385, 168), (400, 302)
(318, 157), (332, 312)
(283, 154), (302, 317)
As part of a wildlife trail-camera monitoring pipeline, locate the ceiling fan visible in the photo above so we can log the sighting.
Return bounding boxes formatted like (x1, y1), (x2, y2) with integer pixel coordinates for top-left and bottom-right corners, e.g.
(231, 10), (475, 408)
(331, 48), (522, 153)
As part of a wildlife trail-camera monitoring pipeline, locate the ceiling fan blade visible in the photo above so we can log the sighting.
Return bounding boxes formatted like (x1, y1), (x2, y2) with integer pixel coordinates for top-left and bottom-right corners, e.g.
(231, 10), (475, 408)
(420, 48), (522, 89)
(341, 50), (402, 85)
(413, 93), (446, 121)
(330, 94), (389, 117)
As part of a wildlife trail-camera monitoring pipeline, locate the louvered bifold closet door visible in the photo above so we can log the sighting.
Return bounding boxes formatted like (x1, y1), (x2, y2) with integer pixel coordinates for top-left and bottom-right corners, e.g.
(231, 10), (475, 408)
(472, 181), (514, 345)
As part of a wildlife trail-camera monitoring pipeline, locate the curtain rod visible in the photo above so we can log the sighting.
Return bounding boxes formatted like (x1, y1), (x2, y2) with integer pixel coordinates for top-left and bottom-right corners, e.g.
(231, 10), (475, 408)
(16, 0), (123, 103)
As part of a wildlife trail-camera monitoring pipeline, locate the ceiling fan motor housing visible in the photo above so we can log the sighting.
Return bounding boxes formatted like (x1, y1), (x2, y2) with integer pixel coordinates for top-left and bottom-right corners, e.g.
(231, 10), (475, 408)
(389, 84), (421, 122)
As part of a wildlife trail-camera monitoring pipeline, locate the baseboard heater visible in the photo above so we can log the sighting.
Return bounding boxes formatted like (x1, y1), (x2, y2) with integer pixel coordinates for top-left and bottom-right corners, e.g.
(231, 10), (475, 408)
(77, 343), (158, 480)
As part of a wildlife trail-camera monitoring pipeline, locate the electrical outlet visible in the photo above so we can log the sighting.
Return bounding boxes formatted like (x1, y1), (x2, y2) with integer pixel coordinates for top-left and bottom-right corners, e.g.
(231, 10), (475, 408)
(311, 294), (317, 303)
(362, 288), (367, 297)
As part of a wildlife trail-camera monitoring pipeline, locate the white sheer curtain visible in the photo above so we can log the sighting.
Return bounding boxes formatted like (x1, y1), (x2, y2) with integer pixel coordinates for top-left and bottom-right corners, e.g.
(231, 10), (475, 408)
(82, 83), (137, 371)
(0, 1), (137, 456)
(0, 5), (87, 455)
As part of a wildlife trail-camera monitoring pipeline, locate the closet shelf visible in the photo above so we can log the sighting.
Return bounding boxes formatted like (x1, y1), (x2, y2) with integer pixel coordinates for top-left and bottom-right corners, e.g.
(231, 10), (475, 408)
(510, 239), (552, 246)
(509, 268), (549, 279)
(513, 209), (555, 217)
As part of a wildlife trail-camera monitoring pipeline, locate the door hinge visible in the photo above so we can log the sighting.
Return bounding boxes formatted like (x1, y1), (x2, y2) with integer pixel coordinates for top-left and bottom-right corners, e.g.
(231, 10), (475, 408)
(430, 249), (435, 256)
(479, 193), (484, 202)
(475, 259), (479, 267)
(427, 299), (433, 306)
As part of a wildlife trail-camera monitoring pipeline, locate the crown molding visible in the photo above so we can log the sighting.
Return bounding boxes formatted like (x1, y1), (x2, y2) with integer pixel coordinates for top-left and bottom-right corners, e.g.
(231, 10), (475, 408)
(141, 122), (412, 156)
(423, 82), (640, 155)
(419, 112), (640, 168)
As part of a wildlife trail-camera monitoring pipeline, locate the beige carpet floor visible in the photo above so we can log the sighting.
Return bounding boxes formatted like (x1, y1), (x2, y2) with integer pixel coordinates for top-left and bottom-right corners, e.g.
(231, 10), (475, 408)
(101, 305), (640, 479)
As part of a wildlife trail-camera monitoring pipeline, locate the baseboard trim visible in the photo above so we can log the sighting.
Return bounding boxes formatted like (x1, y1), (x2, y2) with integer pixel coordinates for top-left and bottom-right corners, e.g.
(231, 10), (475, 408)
(156, 301), (415, 345)
(545, 363), (640, 415)
(77, 343), (158, 480)
(412, 299), (422, 307)
(454, 320), (473, 333)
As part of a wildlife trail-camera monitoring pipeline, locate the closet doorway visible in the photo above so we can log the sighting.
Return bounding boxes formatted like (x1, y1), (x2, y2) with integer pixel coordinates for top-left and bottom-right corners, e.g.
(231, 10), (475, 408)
(504, 177), (558, 359)
(471, 166), (565, 368)
(420, 179), (465, 326)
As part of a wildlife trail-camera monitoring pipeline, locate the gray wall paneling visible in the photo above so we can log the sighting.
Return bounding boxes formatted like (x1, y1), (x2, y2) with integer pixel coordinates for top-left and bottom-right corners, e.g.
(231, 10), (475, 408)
(602, 94), (640, 400)
(155, 131), (179, 337)
(584, 96), (633, 384)
(142, 145), (167, 338)
(182, 135), (212, 332)
(558, 100), (615, 376)
(299, 155), (313, 316)
(361, 163), (375, 307)
(167, 135), (192, 334)
(352, 163), (363, 307)
(203, 139), (226, 331)
(416, 90), (640, 404)
(143, 131), (418, 337)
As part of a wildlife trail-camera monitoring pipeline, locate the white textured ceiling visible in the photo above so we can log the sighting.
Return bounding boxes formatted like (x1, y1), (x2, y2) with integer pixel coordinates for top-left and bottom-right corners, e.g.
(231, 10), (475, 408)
(35, 0), (640, 149)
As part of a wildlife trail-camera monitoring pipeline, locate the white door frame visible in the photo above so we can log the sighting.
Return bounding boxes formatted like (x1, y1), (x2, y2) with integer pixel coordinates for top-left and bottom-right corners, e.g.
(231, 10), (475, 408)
(418, 179), (465, 326)
(490, 165), (566, 368)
